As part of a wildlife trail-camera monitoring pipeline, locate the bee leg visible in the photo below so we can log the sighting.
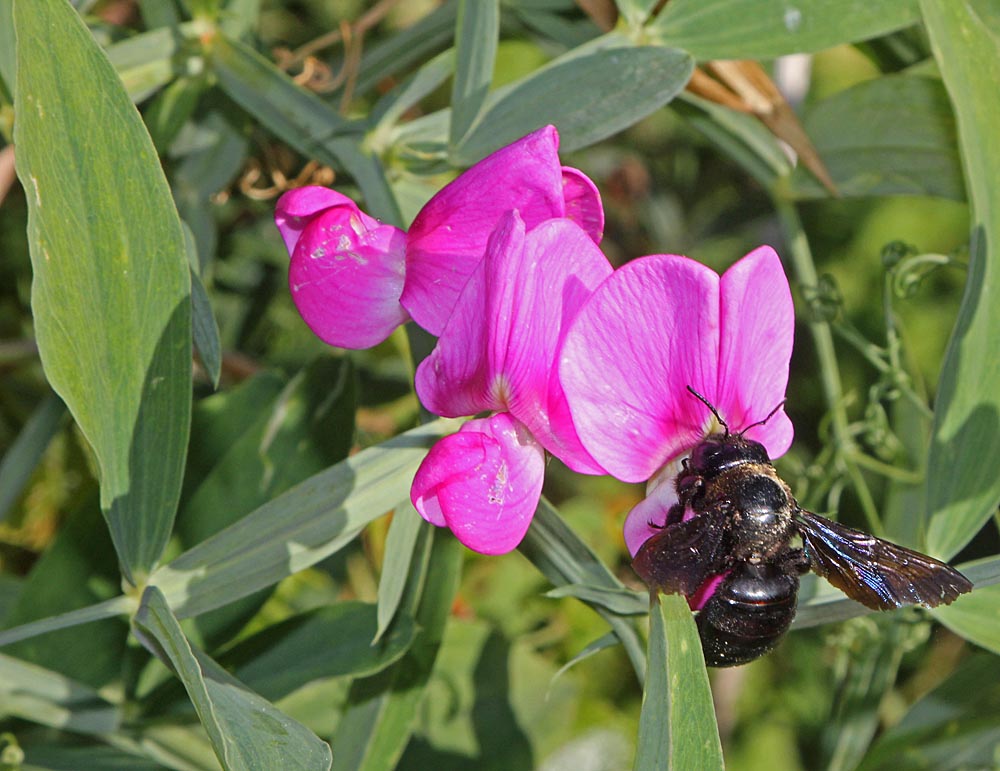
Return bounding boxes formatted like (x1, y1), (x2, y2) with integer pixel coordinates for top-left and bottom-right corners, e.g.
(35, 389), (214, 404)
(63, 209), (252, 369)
(780, 547), (811, 575)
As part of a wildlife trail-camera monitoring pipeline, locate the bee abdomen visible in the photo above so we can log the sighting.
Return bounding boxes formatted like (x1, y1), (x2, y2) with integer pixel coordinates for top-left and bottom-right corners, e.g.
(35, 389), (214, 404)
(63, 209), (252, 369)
(696, 562), (799, 667)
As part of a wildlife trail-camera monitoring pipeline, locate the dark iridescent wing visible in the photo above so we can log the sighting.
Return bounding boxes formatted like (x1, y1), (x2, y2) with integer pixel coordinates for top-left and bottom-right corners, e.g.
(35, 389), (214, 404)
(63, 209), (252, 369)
(794, 509), (973, 610)
(631, 509), (728, 596)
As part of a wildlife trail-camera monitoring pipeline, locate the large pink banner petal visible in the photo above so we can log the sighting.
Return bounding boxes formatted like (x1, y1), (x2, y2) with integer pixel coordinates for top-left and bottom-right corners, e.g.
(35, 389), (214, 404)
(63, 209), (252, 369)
(410, 414), (546, 554)
(496, 218), (612, 474)
(716, 246), (795, 458)
(288, 207), (408, 349)
(402, 126), (596, 334)
(561, 255), (722, 483)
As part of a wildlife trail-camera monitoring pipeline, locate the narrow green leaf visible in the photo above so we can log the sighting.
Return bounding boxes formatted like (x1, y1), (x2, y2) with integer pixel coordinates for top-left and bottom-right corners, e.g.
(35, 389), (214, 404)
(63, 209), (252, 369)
(15, 0), (192, 582)
(183, 223), (222, 389)
(933, 583), (1000, 656)
(0, 393), (65, 523)
(224, 602), (417, 700)
(20, 743), (170, 771)
(857, 653), (1000, 771)
(0, 0), (13, 97)
(0, 596), (135, 649)
(332, 528), (462, 771)
(375, 502), (424, 643)
(543, 583), (648, 615)
(2, 499), (126, 688)
(634, 593), (723, 771)
(650, 0), (921, 60)
(551, 631), (622, 685)
(921, 0), (1000, 560)
(450, 0), (499, 146)
(0, 652), (120, 735)
(149, 418), (457, 620)
(133, 586), (332, 771)
(789, 75), (962, 201)
(371, 49), (455, 133)
(208, 34), (402, 224)
(519, 497), (647, 681)
(455, 46), (693, 163)
(353, 2), (459, 98)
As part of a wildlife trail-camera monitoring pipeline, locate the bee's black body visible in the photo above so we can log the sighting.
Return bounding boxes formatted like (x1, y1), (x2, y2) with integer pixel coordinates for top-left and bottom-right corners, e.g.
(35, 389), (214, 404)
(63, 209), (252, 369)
(632, 394), (973, 667)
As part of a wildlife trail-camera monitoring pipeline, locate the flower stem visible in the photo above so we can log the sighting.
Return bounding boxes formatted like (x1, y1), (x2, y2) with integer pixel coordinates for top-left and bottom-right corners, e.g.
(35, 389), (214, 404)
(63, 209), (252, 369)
(774, 197), (885, 537)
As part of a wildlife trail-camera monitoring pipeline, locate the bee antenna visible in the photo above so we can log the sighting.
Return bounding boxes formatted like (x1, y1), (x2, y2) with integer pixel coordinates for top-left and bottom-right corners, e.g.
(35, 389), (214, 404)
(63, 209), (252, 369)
(738, 399), (786, 437)
(686, 385), (730, 436)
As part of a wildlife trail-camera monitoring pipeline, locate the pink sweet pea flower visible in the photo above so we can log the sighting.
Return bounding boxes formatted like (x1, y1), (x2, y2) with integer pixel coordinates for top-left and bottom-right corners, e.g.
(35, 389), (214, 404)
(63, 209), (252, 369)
(559, 246), (794, 558)
(411, 211), (612, 554)
(275, 126), (603, 349)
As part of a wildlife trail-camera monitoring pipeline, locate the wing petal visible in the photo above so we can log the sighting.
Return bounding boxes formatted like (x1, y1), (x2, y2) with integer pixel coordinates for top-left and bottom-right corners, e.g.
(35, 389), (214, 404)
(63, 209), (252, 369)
(795, 509), (972, 610)
(631, 509), (728, 596)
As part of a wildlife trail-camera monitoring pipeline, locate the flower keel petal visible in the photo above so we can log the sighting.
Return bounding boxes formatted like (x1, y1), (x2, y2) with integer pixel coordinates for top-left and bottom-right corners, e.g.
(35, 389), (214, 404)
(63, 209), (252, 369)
(411, 414), (545, 555)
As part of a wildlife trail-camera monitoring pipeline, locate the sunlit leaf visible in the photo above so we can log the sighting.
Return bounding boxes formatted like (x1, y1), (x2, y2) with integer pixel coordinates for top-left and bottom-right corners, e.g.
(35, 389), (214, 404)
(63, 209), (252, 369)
(789, 75), (962, 201)
(634, 593), (723, 771)
(150, 418), (457, 620)
(650, 0), (921, 59)
(14, 0), (192, 582)
(455, 45), (693, 163)
(133, 586), (332, 771)
(450, 0), (498, 146)
(921, 0), (1000, 560)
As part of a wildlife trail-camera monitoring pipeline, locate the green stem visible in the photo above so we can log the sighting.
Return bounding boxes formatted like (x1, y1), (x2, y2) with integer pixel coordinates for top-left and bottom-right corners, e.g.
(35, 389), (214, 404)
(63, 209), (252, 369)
(774, 198), (885, 536)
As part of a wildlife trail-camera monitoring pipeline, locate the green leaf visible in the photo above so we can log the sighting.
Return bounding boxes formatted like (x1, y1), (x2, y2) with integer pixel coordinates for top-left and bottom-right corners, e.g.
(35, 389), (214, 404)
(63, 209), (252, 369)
(179, 358), (355, 645)
(0, 652), (120, 735)
(0, 596), (135, 650)
(15, 0), (192, 582)
(921, 0), (1000, 560)
(184, 225), (222, 389)
(519, 497), (647, 681)
(454, 45), (693, 163)
(149, 418), (457, 620)
(375, 502), (424, 643)
(371, 49), (455, 134)
(634, 593), (723, 771)
(353, 2), (459, 98)
(2, 498), (126, 689)
(933, 583), (1000, 656)
(207, 34), (402, 225)
(224, 602), (417, 700)
(0, 393), (65, 524)
(133, 586), (332, 771)
(331, 528), (462, 771)
(788, 75), (963, 201)
(543, 583), (648, 615)
(106, 25), (194, 102)
(857, 653), (1000, 771)
(450, 0), (499, 146)
(649, 0), (921, 60)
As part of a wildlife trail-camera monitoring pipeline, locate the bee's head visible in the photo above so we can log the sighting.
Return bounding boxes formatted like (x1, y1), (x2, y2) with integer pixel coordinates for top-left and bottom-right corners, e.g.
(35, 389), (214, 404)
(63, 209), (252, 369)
(688, 433), (770, 478)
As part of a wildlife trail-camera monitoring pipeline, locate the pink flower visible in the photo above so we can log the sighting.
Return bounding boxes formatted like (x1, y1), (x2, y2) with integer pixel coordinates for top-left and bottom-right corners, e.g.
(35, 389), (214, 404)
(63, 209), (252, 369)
(559, 246), (795, 558)
(410, 211), (612, 554)
(275, 126), (604, 349)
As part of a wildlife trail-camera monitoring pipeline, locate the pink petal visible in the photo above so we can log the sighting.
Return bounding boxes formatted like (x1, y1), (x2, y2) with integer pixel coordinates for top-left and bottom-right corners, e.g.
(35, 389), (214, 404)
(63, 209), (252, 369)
(716, 246), (795, 458)
(410, 414), (545, 554)
(412, 216), (522, 418)
(561, 167), (604, 243)
(275, 186), (382, 255)
(498, 218), (612, 473)
(402, 125), (585, 335)
(561, 255), (722, 483)
(288, 207), (409, 349)
(623, 474), (681, 556)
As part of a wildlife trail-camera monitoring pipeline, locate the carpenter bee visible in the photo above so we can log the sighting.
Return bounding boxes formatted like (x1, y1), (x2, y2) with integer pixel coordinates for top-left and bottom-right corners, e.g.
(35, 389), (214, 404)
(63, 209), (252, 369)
(632, 387), (973, 667)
